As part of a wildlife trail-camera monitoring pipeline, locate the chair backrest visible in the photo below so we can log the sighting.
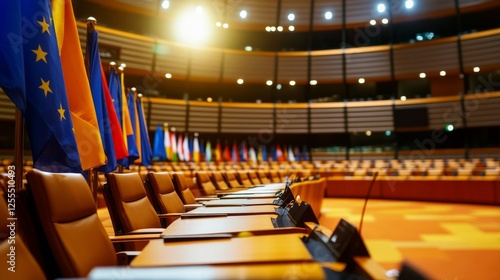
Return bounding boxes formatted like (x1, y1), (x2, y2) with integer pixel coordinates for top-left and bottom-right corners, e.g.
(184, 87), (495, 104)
(25, 169), (117, 278)
(247, 170), (262, 185)
(211, 171), (230, 190)
(195, 171), (218, 195)
(269, 170), (282, 183)
(172, 172), (198, 204)
(236, 171), (253, 186)
(106, 173), (162, 234)
(146, 172), (186, 213)
(0, 196), (47, 280)
(224, 171), (242, 188)
(257, 170), (272, 184)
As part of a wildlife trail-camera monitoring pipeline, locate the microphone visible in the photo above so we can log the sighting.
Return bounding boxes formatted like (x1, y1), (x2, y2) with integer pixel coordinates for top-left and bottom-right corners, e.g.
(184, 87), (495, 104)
(358, 172), (378, 236)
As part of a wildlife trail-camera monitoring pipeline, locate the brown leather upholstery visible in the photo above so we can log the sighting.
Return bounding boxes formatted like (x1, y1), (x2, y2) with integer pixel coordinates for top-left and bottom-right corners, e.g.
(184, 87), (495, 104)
(269, 170), (282, 183)
(211, 171), (230, 190)
(146, 172), (186, 213)
(25, 169), (117, 278)
(247, 170), (262, 185)
(195, 171), (218, 196)
(236, 171), (254, 186)
(224, 171), (243, 188)
(106, 173), (162, 234)
(172, 172), (198, 204)
(257, 171), (272, 184)
(0, 196), (47, 280)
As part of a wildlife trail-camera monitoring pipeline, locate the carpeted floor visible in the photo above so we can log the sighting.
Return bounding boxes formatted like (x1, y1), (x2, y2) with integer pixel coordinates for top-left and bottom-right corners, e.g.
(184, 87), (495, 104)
(318, 198), (500, 280)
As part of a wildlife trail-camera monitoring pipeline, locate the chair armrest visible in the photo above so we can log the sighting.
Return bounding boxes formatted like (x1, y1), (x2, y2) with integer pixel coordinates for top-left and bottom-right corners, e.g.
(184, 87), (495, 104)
(194, 197), (220, 201)
(184, 203), (203, 211)
(116, 251), (140, 265)
(128, 228), (165, 234)
(109, 233), (161, 243)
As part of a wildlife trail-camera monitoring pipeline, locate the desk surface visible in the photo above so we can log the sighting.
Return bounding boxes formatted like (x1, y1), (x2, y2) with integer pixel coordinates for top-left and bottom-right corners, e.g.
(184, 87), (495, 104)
(162, 215), (303, 237)
(131, 233), (313, 267)
(187, 205), (278, 215)
(90, 263), (328, 279)
(220, 193), (278, 199)
(203, 198), (277, 206)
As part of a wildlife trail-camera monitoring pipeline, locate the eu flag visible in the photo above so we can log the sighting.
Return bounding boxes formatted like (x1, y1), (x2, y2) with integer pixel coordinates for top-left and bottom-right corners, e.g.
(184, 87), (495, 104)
(136, 96), (152, 167)
(0, 0), (81, 172)
(152, 124), (167, 161)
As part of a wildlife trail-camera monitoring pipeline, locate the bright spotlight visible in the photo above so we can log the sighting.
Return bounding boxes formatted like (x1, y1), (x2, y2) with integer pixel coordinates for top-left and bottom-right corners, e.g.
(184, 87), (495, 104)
(277, 26), (283, 32)
(419, 73), (426, 78)
(288, 26), (295, 31)
(289, 80), (296, 86)
(240, 10), (247, 19)
(310, 80), (317, 85)
(266, 80), (273, 86)
(445, 124), (454, 132)
(370, 19), (376, 25)
(405, 0), (414, 9)
(165, 73), (172, 79)
(377, 4), (386, 13)
(174, 10), (212, 45)
(161, 0), (169, 10)
(440, 71), (446, 76)
(381, 18), (389, 24)
(237, 79), (244, 84)
(473, 67), (480, 72)
(324, 11), (333, 20)
(358, 78), (365, 84)
(400, 96), (407, 101)
(288, 13), (295, 21)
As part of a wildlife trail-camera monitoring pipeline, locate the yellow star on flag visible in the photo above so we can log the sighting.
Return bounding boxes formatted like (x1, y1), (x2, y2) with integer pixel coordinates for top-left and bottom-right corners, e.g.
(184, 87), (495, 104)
(39, 78), (52, 96)
(57, 103), (66, 121)
(38, 17), (51, 34)
(32, 45), (48, 63)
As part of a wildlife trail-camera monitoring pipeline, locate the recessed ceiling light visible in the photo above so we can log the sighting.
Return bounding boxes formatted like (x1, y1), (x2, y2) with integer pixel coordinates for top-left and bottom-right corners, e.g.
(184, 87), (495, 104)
(419, 72), (426, 78)
(288, 13), (295, 21)
(237, 79), (244, 84)
(266, 80), (273, 86)
(289, 80), (296, 86)
(377, 3), (386, 13)
(288, 26), (295, 31)
(440, 70), (446, 76)
(165, 73), (172, 79)
(400, 96), (407, 101)
(358, 78), (365, 84)
(405, 0), (414, 9)
(370, 19), (376, 25)
(239, 10), (247, 19)
(310, 80), (317, 85)
(381, 18), (389, 24)
(473, 67), (480, 72)
(324, 11), (333, 20)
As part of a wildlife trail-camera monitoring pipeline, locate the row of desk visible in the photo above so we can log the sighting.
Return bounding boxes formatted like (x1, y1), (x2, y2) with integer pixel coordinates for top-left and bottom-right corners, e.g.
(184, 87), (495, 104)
(92, 182), (389, 279)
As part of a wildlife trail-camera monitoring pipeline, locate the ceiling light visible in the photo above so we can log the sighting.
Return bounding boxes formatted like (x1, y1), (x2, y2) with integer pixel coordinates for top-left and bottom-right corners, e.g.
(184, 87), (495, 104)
(265, 26), (271, 32)
(358, 78), (365, 84)
(289, 80), (296, 86)
(473, 67), (480, 72)
(271, 26), (276, 32)
(370, 19), (376, 25)
(165, 73), (172, 79)
(310, 80), (317, 85)
(277, 26), (283, 32)
(440, 71), (446, 76)
(419, 73), (426, 78)
(266, 80), (273, 86)
(366, 130), (372, 136)
(381, 18), (389, 24)
(400, 96), (407, 101)
(377, 4), (386, 13)
(222, 23), (228, 28)
(405, 0), (414, 9)
(244, 46), (253, 51)
(288, 26), (295, 31)
(324, 11), (333, 20)
(161, 0), (169, 10)
(237, 79), (244, 84)
(207, 97), (213, 102)
(240, 10), (247, 19)
(276, 84), (282, 90)
(288, 13), (295, 21)
(195, 6), (203, 15)
(215, 22), (222, 27)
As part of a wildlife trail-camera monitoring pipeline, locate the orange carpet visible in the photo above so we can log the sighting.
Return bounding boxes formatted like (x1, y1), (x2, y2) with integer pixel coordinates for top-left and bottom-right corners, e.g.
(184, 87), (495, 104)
(319, 198), (500, 280)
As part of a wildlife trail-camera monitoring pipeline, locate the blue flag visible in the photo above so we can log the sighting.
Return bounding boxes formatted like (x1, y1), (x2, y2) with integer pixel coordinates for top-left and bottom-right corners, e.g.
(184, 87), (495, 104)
(86, 26), (117, 173)
(0, 0), (81, 172)
(152, 124), (166, 161)
(125, 90), (140, 167)
(136, 96), (152, 167)
(108, 67), (122, 126)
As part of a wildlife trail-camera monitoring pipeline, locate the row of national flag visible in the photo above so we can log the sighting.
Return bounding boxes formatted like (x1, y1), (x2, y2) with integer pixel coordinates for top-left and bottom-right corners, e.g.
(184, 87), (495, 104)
(152, 126), (309, 163)
(0, 0), (151, 173)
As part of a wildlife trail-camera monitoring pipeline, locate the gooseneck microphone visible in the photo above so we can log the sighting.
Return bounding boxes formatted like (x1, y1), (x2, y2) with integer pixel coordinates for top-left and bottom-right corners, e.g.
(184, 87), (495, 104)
(358, 172), (378, 236)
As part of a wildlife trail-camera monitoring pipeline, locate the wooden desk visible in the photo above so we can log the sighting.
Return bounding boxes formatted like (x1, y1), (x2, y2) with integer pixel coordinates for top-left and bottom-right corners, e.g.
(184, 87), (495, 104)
(161, 215), (305, 238)
(131, 233), (313, 267)
(220, 193), (278, 199)
(89, 263), (328, 279)
(202, 198), (277, 207)
(186, 205), (278, 216)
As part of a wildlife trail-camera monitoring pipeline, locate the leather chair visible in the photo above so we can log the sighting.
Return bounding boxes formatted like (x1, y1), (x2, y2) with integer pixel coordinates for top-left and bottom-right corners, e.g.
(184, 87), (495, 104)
(105, 173), (164, 235)
(236, 171), (254, 187)
(211, 171), (231, 190)
(269, 170), (282, 183)
(25, 169), (118, 278)
(146, 172), (200, 214)
(195, 171), (218, 196)
(247, 170), (262, 185)
(223, 171), (246, 188)
(0, 196), (47, 280)
(172, 172), (202, 204)
(257, 170), (272, 184)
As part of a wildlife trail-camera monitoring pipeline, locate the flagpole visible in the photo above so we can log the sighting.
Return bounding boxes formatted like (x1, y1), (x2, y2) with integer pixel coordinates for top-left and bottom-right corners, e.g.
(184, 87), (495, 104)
(86, 16), (99, 205)
(14, 109), (24, 192)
